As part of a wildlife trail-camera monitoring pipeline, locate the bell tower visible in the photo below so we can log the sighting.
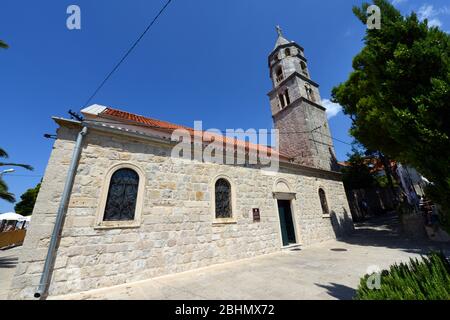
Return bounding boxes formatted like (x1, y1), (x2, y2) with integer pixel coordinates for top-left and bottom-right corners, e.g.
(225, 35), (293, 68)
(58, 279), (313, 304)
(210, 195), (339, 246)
(268, 26), (337, 171)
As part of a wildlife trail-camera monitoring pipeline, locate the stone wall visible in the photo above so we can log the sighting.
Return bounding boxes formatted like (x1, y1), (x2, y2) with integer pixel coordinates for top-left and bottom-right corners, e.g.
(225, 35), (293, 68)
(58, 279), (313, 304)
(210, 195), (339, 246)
(273, 99), (336, 171)
(9, 124), (352, 299)
(302, 100), (337, 171)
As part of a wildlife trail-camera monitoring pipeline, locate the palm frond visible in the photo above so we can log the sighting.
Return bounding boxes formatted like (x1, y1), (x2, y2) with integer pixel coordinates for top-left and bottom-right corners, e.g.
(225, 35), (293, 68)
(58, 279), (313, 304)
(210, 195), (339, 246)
(0, 177), (9, 191)
(0, 148), (8, 158)
(0, 177), (15, 203)
(0, 40), (9, 49)
(0, 191), (15, 202)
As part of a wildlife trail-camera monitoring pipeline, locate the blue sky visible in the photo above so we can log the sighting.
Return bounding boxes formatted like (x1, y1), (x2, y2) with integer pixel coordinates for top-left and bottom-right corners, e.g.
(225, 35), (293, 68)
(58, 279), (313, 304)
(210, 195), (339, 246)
(0, 0), (449, 212)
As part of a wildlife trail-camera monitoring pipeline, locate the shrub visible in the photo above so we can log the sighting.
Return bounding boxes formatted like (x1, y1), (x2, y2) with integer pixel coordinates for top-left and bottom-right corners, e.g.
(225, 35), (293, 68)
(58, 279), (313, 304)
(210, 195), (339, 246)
(355, 252), (450, 300)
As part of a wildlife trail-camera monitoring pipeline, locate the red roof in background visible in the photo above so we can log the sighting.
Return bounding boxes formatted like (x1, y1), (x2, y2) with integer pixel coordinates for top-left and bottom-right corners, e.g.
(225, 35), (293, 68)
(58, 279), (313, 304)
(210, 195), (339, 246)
(98, 107), (290, 160)
(371, 158), (397, 173)
(337, 158), (397, 173)
(337, 161), (349, 167)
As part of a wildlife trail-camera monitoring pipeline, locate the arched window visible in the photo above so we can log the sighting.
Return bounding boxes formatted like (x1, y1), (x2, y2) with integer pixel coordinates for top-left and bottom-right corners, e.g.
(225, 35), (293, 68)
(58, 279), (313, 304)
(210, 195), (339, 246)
(276, 67), (282, 77)
(275, 67), (283, 83)
(279, 93), (286, 108)
(215, 178), (232, 219)
(285, 48), (291, 56)
(103, 168), (140, 221)
(279, 90), (290, 109)
(305, 84), (315, 102)
(300, 61), (308, 76)
(318, 188), (329, 215)
(284, 89), (291, 105)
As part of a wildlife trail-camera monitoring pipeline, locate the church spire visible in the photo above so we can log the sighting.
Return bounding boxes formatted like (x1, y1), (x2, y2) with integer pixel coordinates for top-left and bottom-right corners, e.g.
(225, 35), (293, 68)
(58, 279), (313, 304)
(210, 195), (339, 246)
(267, 27), (338, 171)
(274, 25), (290, 50)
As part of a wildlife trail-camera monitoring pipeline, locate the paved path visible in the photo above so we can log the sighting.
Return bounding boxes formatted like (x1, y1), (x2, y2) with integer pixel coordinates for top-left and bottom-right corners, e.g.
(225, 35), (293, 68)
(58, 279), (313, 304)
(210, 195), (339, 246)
(52, 213), (450, 300)
(0, 246), (21, 300)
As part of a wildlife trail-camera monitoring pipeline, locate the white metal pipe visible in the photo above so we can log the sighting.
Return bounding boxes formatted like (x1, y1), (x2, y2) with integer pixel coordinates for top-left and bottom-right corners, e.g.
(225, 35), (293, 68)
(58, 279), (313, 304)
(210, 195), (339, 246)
(34, 126), (88, 299)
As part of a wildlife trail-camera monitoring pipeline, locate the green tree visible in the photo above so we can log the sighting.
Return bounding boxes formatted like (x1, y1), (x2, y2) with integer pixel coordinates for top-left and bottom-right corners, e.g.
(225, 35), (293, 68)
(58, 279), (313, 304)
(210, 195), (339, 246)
(341, 149), (376, 190)
(332, 0), (450, 219)
(0, 39), (8, 49)
(0, 147), (33, 203)
(14, 183), (41, 216)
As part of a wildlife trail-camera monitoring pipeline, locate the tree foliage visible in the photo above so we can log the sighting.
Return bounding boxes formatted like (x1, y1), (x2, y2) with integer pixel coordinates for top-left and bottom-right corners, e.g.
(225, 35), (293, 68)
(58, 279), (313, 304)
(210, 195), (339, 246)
(0, 147), (33, 203)
(341, 144), (398, 191)
(332, 0), (450, 217)
(14, 183), (40, 216)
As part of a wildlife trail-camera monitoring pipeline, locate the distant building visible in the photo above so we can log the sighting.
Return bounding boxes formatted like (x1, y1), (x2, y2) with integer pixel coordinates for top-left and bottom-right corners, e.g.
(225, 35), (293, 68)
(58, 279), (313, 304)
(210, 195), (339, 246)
(396, 164), (428, 201)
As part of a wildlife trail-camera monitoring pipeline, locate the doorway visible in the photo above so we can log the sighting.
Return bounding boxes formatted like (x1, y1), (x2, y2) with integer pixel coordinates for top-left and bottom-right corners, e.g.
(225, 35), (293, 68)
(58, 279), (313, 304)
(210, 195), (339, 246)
(277, 200), (297, 246)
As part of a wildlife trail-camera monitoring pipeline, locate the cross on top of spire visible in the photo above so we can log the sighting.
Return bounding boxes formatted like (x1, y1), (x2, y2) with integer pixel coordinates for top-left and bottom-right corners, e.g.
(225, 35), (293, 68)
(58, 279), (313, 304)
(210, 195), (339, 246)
(276, 25), (283, 37)
(273, 25), (290, 50)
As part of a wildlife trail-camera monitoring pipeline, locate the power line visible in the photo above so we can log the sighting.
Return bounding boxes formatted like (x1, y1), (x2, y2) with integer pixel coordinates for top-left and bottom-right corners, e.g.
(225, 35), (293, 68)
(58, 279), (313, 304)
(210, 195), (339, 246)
(330, 136), (352, 146)
(311, 130), (353, 146)
(83, 0), (174, 108)
(74, 0), (353, 148)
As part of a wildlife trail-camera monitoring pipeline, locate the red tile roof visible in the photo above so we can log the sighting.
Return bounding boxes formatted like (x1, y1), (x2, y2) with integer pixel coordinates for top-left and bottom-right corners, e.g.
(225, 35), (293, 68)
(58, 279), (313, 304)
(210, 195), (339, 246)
(101, 108), (191, 132)
(98, 107), (290, 160)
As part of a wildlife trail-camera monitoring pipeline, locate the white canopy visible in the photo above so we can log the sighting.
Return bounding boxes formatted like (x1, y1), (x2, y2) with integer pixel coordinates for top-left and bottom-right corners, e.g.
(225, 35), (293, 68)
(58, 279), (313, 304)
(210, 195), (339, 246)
(0, 212), (26, 221)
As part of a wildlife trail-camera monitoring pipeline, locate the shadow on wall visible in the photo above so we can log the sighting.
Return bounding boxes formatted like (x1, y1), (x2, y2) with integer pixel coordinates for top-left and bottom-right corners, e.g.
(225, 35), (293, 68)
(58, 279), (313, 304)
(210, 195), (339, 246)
(329, 147), (340, 172)
(331, 208), (355, 239)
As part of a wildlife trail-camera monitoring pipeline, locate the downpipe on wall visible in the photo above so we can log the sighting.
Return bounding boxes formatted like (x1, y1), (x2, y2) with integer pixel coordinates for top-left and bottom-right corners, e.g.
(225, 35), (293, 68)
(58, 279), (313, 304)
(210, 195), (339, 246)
(34, 126), (88, 299)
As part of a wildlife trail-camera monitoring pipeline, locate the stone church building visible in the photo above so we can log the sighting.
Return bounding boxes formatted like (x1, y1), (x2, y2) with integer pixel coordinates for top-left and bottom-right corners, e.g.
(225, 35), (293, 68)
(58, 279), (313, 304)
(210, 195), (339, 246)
(9, 29), (353, 299)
